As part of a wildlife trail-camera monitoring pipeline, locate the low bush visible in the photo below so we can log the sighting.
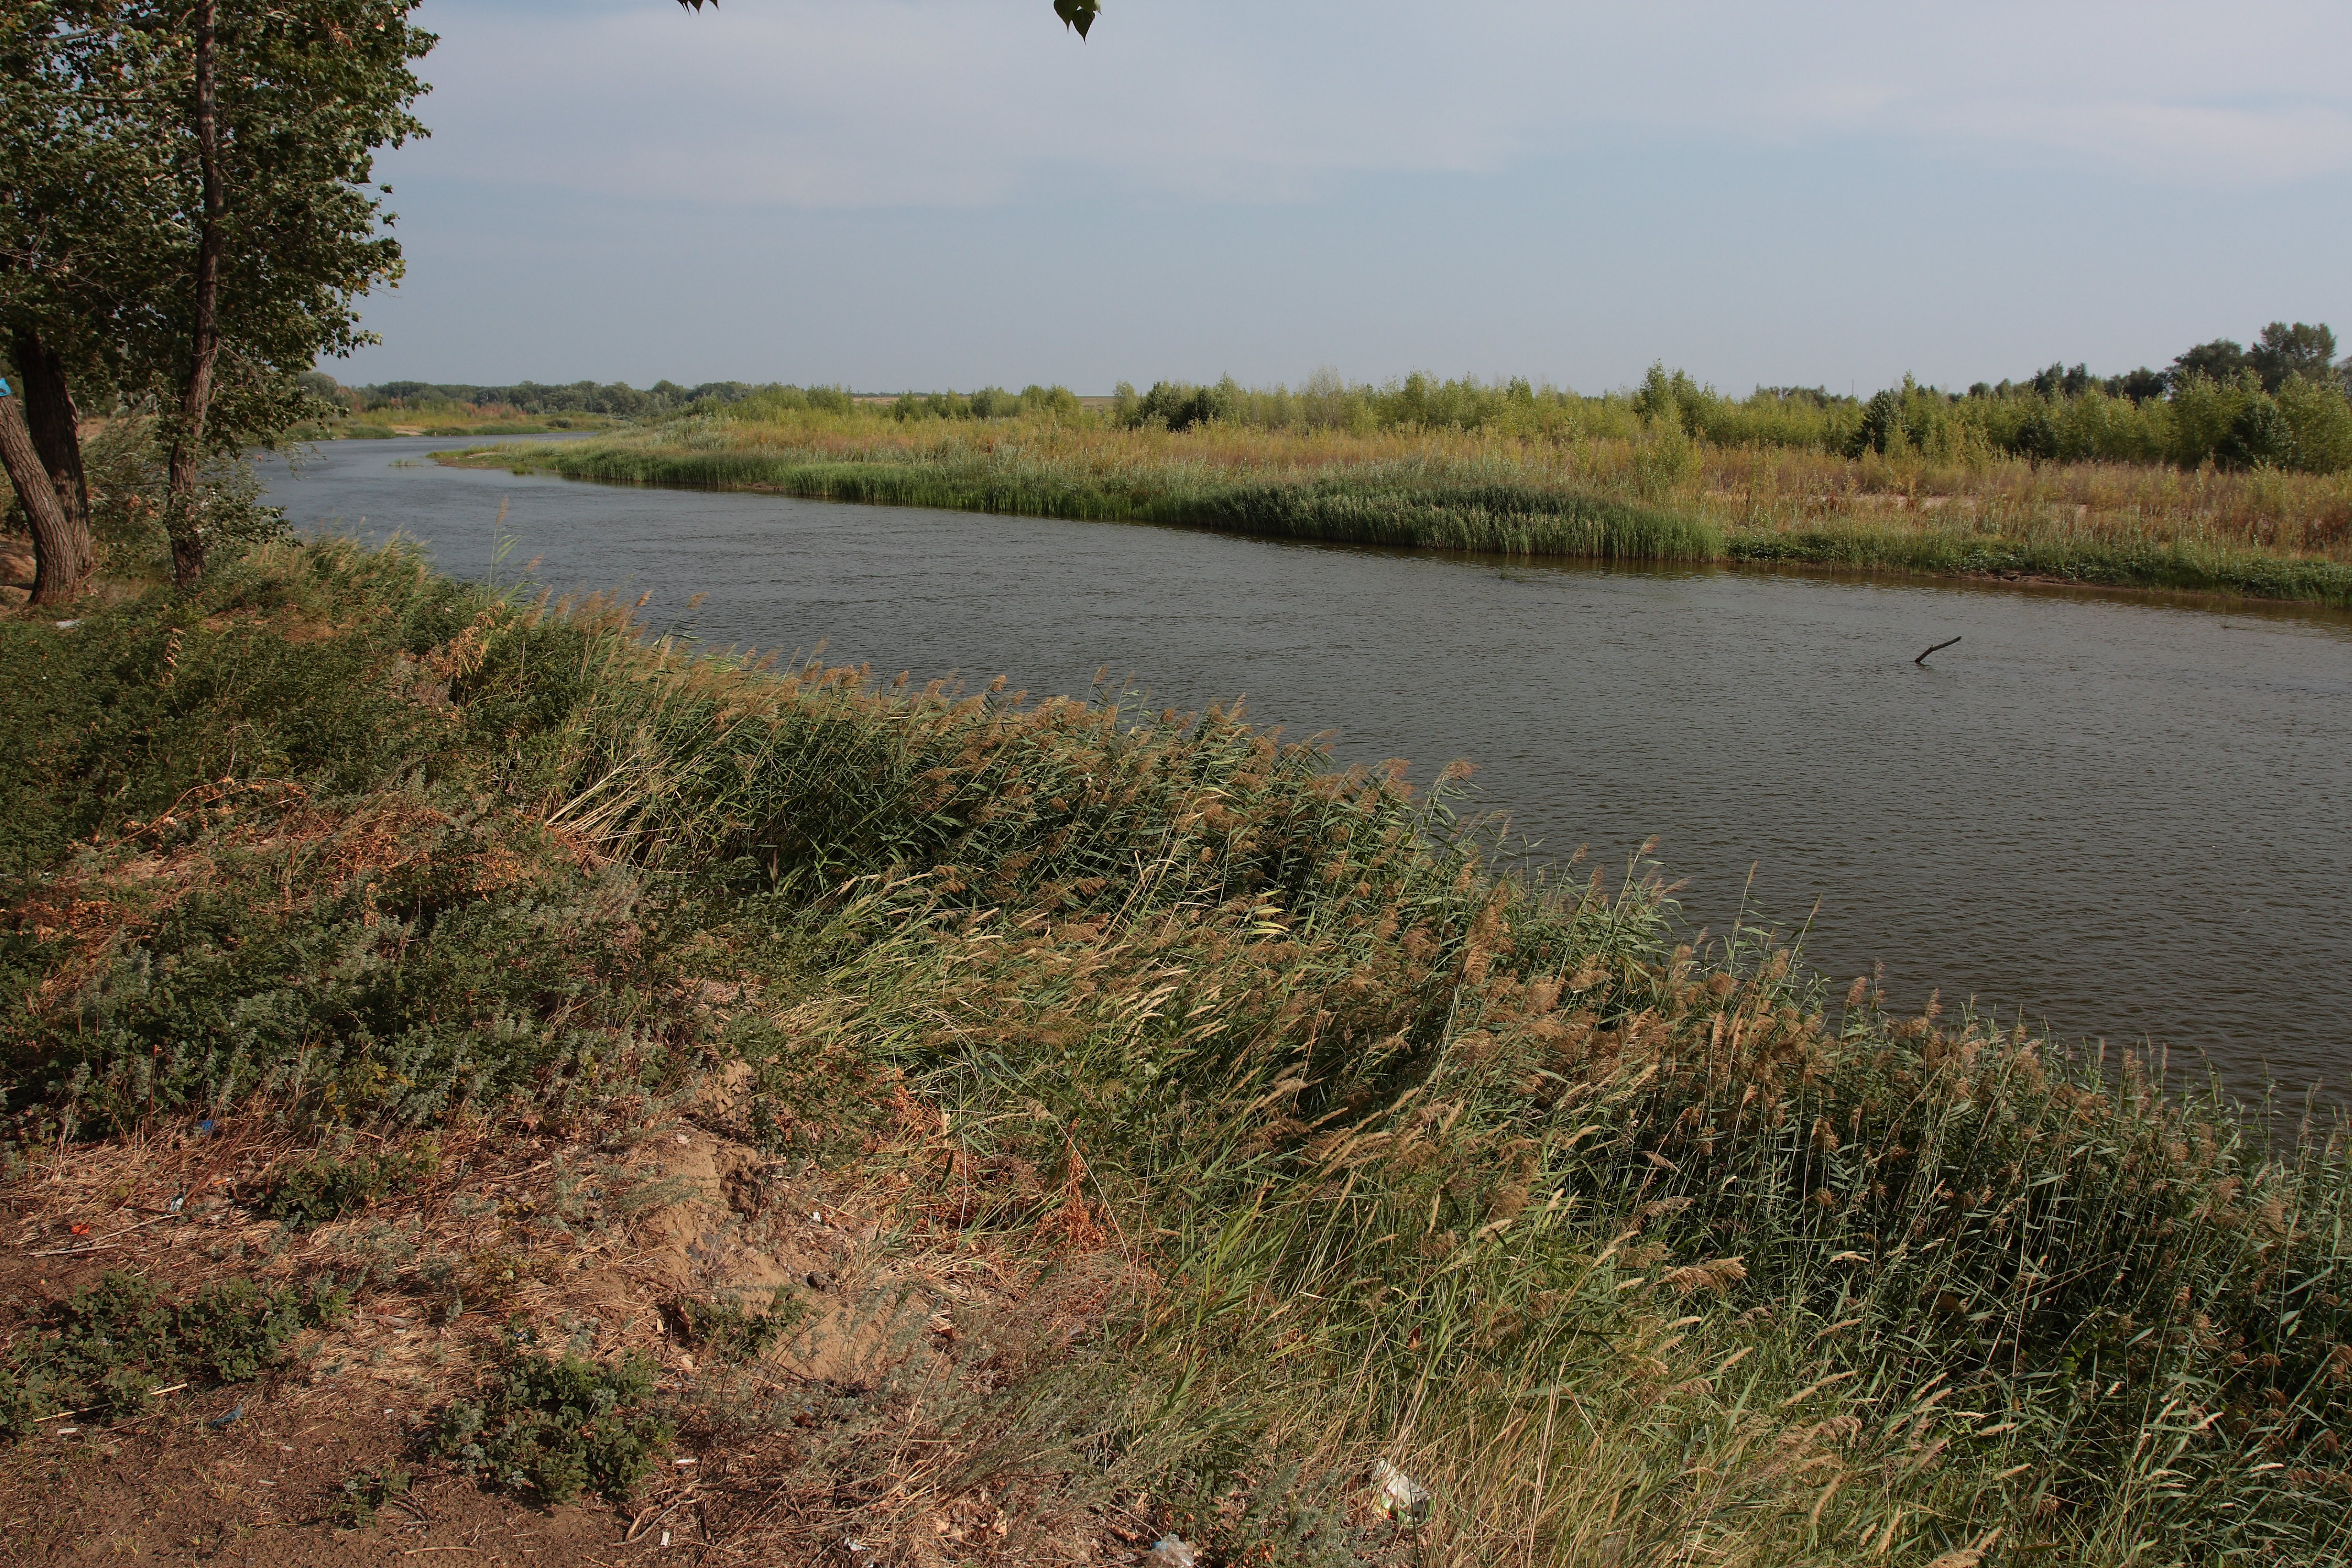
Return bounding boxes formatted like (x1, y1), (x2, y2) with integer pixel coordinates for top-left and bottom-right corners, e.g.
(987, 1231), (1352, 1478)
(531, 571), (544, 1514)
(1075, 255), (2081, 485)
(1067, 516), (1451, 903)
(427, 1348), (672, 1505)
(0, 1270), (349, 1436)
(259, 1144), (441, 1228)
(665, 1287), (805, 1362)
(335, 1465), (412, 1527)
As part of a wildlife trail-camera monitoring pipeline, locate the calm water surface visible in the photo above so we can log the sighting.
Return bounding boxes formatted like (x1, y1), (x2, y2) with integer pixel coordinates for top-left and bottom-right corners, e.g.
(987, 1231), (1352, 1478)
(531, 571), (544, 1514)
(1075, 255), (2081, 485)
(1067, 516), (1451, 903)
(264, 438), (2352, 1099)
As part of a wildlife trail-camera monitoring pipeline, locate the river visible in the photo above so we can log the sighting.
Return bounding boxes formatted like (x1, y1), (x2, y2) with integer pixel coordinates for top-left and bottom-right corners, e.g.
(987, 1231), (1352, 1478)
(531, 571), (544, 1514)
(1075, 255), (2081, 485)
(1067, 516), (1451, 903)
(262, 437), (2352, 1103)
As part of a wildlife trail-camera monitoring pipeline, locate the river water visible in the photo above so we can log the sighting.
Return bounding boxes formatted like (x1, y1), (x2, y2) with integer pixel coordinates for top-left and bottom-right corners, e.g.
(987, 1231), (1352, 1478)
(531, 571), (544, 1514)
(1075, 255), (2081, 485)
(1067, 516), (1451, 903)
(263, 437), (2352, 1102)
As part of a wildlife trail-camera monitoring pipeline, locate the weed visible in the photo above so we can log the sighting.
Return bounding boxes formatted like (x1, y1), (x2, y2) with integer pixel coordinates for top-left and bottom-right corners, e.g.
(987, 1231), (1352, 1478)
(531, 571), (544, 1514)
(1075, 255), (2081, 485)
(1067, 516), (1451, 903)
(7, 543), (2351, 1561)
(0, 1270), (349, 1436)
(260, 1143), (440, 1228)
(452, 390), (2352, 604)
(336, 1464), (411, 1527)
(665, 1287), (805, 1362)
(427, 1348), (673, 1505)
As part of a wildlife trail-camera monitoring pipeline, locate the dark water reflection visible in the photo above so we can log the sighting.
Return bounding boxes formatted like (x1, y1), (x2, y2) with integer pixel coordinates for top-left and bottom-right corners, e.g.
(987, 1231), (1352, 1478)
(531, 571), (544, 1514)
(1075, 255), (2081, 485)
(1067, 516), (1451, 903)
(264, 438), (2352, 1101)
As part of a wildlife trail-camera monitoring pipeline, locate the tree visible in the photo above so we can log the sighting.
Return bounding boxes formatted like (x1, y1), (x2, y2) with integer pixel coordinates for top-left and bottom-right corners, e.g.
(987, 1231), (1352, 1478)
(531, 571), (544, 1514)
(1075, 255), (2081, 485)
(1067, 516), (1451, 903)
(2028, 362), (2093, 400)
(0, 377), (87, 603)
(141, 1), (433, 589)
(2104, 367), (2166, 403)
(2247, 321), (2338, 394)
(2167, 338), (2248, 391)
(0, 2), (168, 598)
(0, 2), (430, 594)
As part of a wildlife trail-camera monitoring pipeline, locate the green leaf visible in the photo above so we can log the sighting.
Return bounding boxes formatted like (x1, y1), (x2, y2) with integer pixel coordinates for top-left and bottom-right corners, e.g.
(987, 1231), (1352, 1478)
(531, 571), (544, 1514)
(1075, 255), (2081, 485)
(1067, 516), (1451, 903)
(1054, 0), (1100, 40)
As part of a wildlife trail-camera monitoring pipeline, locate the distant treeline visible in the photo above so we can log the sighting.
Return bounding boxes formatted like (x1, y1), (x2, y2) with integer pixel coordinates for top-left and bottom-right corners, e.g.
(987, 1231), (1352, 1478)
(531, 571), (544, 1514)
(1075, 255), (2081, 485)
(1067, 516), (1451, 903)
(303, 375), (778, 416)
(1099, 322), (2352, 475)
(334, 318), (2352, 474)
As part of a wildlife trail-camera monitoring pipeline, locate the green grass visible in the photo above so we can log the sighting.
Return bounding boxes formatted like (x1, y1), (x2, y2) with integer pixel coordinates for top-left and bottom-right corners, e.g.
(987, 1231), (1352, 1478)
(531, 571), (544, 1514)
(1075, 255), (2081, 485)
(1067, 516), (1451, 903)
(4, 540), (2350, 1562)
(1723, 526), (2352, 602)
(472, 440), (1718, 562)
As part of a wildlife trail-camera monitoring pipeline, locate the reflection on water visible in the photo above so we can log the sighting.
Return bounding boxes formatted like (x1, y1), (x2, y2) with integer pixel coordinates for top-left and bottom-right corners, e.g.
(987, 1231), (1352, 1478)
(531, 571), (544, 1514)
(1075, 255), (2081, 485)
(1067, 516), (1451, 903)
(264, 438), (2352, 1100)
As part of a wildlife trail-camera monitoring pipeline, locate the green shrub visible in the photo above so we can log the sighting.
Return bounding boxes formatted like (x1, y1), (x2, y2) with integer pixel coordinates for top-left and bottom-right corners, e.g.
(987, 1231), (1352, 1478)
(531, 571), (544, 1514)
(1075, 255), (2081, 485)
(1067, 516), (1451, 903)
(259, 1144), (440, 1228)
(1129, 379), (1230, 432)
(428, 1349), (672, 1505)
(0, 1270), (349, 1437)
(666, 1286), (804, 1362)
(2278, 373), (2352, 473)
(2220, 393), (2293, 470)
(336, 1465), (411, 1526)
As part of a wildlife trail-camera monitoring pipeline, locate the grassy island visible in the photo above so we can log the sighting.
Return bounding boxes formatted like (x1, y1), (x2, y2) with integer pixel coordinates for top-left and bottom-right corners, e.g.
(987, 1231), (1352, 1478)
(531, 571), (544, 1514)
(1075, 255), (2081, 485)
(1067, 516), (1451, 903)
(4, 541), (2349, 1562)
(443, 371), (2352, 608)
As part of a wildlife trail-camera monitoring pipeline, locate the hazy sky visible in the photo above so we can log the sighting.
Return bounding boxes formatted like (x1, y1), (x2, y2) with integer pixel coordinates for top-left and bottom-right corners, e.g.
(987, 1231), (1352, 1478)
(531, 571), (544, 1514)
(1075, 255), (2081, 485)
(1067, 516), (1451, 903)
(339, 0), (2352, 395)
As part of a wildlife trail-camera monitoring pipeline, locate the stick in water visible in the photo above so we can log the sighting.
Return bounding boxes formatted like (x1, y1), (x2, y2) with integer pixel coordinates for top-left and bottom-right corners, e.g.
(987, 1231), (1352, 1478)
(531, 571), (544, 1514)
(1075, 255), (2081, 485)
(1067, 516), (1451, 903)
(1915, 636), (1962, 666)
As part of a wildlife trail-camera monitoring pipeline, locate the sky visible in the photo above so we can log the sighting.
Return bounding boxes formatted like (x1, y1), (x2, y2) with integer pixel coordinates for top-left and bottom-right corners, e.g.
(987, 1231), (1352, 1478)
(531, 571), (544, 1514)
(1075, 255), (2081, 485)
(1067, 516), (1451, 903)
(337, 0), (2352, 395)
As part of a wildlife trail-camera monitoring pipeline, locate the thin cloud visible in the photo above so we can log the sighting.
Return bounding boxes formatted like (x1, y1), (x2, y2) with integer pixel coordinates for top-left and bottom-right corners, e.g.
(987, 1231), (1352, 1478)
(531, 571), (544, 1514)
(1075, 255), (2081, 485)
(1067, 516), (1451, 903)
(407, 1), (2352, 205)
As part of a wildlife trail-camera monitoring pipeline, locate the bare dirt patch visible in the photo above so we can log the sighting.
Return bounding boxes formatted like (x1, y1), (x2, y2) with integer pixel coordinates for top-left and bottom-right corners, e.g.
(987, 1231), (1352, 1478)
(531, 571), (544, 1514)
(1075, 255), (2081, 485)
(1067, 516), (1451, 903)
(1, 1077), (1178, 1566)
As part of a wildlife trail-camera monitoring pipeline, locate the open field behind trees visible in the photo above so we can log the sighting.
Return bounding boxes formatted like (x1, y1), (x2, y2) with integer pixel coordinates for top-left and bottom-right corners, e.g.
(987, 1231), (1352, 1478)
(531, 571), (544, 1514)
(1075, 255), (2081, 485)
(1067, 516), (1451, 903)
(444, 368), (2352, 606)
(4, 540), (2351, 1562)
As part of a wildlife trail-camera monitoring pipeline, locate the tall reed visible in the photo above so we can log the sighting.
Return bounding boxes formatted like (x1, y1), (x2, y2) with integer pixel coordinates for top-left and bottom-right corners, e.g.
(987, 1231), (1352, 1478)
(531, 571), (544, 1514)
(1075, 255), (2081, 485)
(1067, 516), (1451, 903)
(8, 540), (2349, 1562)
(456, 406), (2352, 605)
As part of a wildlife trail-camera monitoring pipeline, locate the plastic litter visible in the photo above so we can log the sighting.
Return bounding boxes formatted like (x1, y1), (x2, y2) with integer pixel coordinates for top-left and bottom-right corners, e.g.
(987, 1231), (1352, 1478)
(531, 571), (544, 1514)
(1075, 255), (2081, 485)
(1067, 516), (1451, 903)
(197, 1119), (217, 1135)
(208, 1403), (245, 1429)
(1371, 1459), (1431, 1526)
(1142, 1534), (1196, 1567)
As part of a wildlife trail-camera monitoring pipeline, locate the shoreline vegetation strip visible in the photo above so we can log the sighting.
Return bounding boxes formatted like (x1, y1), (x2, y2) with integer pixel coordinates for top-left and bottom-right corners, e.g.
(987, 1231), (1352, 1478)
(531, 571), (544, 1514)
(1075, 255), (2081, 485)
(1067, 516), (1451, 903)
(6, 540), (2352, 1560)
(447, 434), (2352, 609)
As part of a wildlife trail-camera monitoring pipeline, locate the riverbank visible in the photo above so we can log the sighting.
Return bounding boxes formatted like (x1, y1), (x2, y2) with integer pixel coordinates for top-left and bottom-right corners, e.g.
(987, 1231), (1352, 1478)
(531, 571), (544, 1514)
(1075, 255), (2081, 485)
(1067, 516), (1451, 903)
(444, 412), (2352, 607)
(297, 410), (616, 440)
(4, 542), (2349, 1562)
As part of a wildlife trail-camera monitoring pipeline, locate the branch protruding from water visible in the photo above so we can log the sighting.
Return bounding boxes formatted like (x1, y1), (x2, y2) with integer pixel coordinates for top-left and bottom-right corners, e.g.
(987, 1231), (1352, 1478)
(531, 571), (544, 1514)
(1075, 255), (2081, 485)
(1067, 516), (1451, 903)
(1915, 636), (1962, 666)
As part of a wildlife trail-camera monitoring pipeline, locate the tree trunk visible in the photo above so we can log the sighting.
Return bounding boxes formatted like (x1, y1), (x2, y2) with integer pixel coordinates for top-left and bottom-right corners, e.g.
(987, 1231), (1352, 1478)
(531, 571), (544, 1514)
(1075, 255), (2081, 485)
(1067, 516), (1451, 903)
(166, 0), (224, 593)
(0, 382), (84, 605)
(10, 328), (96, 592)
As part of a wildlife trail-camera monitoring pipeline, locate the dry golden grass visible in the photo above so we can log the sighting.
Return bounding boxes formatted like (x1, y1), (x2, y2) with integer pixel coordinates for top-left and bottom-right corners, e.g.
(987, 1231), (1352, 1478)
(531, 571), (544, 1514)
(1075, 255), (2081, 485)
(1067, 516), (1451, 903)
(476, 406), (2352, 569)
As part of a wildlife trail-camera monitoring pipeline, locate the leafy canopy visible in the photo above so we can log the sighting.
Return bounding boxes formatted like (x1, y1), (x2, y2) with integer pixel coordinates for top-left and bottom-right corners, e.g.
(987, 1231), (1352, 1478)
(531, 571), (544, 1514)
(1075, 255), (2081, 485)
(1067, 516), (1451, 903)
(0, 3), (432, 456)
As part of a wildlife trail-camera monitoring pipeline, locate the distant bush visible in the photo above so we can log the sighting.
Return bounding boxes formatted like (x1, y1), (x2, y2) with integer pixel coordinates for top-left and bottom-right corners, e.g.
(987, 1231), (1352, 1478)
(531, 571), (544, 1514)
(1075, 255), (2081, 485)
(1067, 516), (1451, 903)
(2219, 393), (2294, 471)
(1128, 378), (1233, 432)
(1019, 383), (1081, 421)
(709, 383), (856, 420)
